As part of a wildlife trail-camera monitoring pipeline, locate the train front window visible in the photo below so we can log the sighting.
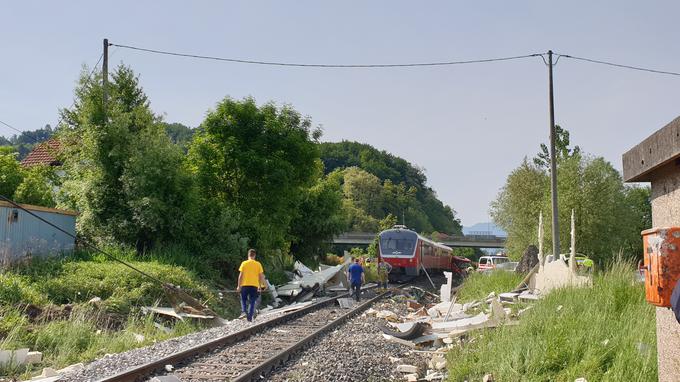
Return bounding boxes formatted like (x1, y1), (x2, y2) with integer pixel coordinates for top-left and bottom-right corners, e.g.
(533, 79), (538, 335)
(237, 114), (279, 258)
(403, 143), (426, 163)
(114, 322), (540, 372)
(380, 231), (417, 256)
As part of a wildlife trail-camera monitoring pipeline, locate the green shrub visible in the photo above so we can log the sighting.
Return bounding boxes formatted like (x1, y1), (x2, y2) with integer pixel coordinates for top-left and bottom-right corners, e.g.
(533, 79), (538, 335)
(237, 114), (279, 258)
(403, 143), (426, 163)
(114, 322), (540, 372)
(0, 273), (46, 305)
(37, 261), (213, 311)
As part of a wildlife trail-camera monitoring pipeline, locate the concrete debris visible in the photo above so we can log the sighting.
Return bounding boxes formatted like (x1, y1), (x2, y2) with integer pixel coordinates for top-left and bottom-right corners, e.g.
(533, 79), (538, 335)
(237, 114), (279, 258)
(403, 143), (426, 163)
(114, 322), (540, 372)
(499, 292), (520, 303)
(406, 300), (423, 311)
(428, 355), (447, 370)
(376, 310), (400, 322)
(33, 368), (58, 379)
(87, 296), (102, 305)
(0, 348), (28, 366)
(294, 260), (315, 277)
(424, 371), (447, 380)
(389, 356), (401, 363)
(529, 258), (591, 294)
(404, 373), (418, 382)
(1, 348), (43, 367)
(396, 364), (419, 373)
(142, 306), (215, 321)
(574, 378), (587, 382)
(25, 351), (43, 364)
(165, 364), (174, 372)
(337, 297), (355, 309)
(440, 271), (453, 302)
(150, 376), (183, 382)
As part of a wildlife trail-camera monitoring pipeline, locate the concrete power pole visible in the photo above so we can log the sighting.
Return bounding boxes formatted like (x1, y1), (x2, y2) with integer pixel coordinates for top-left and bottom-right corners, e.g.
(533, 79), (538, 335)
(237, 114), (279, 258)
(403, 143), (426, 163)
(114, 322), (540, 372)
(547, 50), (560, 257)
(103, 38), (109, 116)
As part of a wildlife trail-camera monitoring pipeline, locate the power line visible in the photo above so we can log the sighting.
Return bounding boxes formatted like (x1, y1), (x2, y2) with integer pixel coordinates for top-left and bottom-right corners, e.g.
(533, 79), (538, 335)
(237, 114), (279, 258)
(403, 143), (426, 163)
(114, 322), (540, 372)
(110, 42), (543, 68)
(558, 53), (680, 77)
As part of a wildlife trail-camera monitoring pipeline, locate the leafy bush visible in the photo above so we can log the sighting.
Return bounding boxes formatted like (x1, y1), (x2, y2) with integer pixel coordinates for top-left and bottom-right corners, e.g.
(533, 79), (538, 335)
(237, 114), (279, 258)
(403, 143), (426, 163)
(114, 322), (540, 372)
(0, 273), (46, 306)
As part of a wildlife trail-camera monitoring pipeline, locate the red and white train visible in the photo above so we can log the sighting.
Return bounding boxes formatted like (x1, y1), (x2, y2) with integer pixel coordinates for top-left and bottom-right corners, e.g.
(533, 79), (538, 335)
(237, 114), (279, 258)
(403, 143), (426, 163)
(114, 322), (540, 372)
(378, 225), (471, 279)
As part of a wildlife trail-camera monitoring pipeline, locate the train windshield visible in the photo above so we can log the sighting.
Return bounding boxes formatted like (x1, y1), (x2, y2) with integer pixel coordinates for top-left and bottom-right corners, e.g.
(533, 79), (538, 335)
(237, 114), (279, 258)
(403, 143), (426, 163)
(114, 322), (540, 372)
(380, 230), (417, 257)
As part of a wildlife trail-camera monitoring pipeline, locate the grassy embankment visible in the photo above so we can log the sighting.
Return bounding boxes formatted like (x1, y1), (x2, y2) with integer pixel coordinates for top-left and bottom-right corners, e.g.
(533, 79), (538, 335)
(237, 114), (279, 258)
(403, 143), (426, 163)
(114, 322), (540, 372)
(0, 246), (241, 379)
(447, 261), (657, 382)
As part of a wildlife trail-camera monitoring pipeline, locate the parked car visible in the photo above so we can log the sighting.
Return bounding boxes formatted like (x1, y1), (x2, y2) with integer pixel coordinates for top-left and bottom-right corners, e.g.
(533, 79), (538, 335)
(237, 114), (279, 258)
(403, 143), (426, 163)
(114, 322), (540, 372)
(477, 255), (511, 272)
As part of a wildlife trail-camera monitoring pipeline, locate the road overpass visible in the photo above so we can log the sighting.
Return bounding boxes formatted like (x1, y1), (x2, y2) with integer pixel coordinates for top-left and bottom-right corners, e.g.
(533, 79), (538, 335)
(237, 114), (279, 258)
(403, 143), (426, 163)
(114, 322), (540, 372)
(332, 232), (506, 249)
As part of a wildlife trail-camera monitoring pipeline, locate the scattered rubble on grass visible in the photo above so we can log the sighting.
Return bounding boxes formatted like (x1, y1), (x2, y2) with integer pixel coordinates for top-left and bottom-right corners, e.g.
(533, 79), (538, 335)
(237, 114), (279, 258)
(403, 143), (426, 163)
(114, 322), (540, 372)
(369, 212), (596, 380)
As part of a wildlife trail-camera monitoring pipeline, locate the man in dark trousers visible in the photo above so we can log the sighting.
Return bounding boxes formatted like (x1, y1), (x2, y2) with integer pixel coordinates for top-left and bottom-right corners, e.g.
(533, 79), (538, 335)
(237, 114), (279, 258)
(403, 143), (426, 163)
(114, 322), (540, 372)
(347, 257), (365, 302)
(236, 249), (266, 322)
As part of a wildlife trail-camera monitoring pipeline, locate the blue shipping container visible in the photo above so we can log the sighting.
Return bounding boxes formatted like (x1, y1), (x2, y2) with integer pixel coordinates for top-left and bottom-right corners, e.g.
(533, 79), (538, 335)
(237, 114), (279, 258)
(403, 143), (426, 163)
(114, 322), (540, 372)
(0, 201), (76, 266)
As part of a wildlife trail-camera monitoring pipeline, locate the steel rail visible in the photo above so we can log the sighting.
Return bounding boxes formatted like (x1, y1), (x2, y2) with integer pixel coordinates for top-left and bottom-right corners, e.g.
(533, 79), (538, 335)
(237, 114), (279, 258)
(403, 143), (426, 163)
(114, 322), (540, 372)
(96, 286), (382, 382)
(231, 289), (391, 382)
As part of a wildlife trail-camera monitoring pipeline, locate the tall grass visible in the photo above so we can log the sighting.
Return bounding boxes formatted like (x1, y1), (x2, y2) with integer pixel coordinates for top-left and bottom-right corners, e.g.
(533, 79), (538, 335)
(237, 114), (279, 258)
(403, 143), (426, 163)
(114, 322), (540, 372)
(0, 246), (243, 379)
(0, 305), (200, 379)
(455, 271), (523, 303)
(447, 260), (657, 382)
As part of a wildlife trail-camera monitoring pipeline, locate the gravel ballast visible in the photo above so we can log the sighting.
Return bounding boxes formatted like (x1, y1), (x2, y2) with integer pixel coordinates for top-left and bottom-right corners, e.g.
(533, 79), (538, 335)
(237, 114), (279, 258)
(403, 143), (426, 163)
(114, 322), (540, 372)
(59, 306), (296, 382)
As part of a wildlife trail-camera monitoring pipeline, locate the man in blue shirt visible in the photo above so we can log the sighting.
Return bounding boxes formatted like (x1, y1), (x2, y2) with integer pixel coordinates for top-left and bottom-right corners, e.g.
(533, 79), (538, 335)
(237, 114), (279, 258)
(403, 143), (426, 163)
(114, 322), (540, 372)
(347, 257), (365, 302)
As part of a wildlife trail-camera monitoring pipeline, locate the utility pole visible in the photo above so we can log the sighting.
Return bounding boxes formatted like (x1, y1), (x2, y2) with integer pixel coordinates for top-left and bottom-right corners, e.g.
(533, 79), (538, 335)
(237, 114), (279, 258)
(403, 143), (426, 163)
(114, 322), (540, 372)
(103, 38), (109, 117)
(547, 50), (560, 257)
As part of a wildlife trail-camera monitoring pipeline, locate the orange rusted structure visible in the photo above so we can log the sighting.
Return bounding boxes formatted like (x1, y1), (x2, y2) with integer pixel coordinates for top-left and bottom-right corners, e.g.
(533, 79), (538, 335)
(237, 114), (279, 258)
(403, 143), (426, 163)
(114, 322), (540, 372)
(642, 227), (680, 307)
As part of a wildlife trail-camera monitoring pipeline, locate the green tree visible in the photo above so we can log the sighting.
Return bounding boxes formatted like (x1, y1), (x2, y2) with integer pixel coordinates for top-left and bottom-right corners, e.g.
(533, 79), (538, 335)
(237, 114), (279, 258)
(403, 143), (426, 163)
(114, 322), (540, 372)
(289, 167), (347, 262)
(188, 97), (321, 254)
(492, 127), (650, 264)
(14, 165), (56, 207)
(490, 159), (548, 257)
(0, 148), (24, 199)
(533, 125), (581, 169)
(59, 65), (193, 252)
(319, 141), (461, 234)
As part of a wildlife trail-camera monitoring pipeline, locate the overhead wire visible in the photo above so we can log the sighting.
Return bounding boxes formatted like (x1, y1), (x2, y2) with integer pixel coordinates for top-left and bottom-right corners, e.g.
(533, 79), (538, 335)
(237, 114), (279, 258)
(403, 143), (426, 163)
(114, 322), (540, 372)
(110, 42), (544, 68)
(557, 53), (680, 77)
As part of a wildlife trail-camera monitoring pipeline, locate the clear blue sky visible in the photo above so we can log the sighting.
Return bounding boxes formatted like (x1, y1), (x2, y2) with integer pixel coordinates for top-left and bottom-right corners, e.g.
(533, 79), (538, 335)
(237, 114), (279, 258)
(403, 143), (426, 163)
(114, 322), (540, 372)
(2, 1), (678, 226)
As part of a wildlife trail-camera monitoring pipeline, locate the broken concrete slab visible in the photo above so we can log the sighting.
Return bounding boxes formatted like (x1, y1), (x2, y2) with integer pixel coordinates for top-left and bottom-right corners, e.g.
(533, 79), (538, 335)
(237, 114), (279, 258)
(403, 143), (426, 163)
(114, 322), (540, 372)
(0, 348), (28, 366)
(440, 271), (453, 302)
(150, 376), (183, 382)
(397, 364), (419, 373)
(25, 351), (42, 364)
(518, 290), (541, 302)
(431, 312), (490, 332)
(142, 306), (215, 321)
(530, 258), (591, 294)
(499, 292), (520, 302)
(404, 374), (418, 382)
(427, 301), (463, 318)
(336, 298), (354, 309)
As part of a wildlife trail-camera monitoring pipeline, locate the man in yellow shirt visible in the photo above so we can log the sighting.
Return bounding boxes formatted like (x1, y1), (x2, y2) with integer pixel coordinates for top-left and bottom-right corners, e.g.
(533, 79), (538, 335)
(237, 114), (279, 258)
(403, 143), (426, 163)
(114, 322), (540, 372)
(237, 249), (266, 322)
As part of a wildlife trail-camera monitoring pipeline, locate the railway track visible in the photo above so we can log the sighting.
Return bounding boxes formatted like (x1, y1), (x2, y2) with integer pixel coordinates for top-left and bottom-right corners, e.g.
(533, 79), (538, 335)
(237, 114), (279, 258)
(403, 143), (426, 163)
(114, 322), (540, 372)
(96, 288), (390, 382)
